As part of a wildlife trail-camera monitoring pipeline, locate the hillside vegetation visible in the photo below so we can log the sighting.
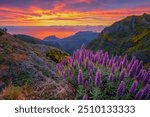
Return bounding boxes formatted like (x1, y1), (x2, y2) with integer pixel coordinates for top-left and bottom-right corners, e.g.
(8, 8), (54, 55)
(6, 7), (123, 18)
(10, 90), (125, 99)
(88, 13), (150, 67)
(0, 29), (74, 99)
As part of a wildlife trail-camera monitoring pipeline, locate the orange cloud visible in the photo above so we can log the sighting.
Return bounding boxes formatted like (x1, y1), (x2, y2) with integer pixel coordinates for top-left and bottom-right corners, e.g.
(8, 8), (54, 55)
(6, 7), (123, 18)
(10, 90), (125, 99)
(0, 5), (150, 26)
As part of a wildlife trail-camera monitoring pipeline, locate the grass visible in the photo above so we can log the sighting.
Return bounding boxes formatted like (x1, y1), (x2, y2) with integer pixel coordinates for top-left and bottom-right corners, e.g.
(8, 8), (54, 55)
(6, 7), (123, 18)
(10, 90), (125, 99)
(0, 85), (24, 100)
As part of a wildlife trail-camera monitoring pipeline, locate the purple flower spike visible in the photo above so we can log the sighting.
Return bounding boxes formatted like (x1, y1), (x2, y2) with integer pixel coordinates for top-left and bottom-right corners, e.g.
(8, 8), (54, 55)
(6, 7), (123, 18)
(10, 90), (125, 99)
(108, 73), (114, 82)
(143, 84), (150, 100)
(111, 64), (116, 74)
(117, 56), (122, 67)
(129, 60), (138, 77)
(84, 59), (88, 69)
(119, 70), (125, 81)
(130, 56), (136, 65)
(136, 69), (143, 81)
(129, 80), (138, 95)
(113, 55), (117, 64)
(109, 59), (113, 67)
(77, 69), (83, 85)
(84, 80), (88, 88)
(95, 69), (102, 87)
(142, 73), (149, 85)
(118, 62), (123, 72)
(127, 63), (132, 73)
(82, 94), (88, 100)
(116, 81), (125, 97)
(135, 89), (144, 100)
(122, 55), (128, 67)
(88, 69), (93, 81)
(135, 61), (143, 76)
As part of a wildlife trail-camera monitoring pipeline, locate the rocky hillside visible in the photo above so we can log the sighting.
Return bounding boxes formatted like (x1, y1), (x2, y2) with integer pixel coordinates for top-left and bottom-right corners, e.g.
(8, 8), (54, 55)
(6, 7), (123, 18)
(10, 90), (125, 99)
(88, 13), (150, 67)
(0, 29), (75, 99)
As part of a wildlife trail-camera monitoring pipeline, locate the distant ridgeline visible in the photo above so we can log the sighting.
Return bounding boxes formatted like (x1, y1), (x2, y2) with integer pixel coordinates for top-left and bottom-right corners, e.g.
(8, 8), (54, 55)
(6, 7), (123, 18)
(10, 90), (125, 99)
(43, 31), (99, 55)
(87, 13), (150, 67)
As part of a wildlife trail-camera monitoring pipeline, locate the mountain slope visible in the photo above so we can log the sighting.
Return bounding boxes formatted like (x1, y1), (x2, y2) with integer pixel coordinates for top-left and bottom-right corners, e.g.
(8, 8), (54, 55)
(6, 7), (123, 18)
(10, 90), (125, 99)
(88, 13), (150, 65)
(44, 35), (60, 42)
(0, 29), (74, 99)
(15, 34), (62, 49)
(43, 31), (99, 54)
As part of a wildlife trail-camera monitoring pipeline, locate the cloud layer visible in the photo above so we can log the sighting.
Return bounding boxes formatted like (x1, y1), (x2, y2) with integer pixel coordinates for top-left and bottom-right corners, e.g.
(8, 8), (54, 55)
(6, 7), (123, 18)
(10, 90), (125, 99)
(0, 0), (150, 26)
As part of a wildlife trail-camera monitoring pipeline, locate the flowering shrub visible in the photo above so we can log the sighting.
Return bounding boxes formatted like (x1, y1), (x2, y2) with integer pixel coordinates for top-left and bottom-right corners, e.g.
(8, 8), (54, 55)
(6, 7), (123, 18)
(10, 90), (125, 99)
(56, 47), (150, 100)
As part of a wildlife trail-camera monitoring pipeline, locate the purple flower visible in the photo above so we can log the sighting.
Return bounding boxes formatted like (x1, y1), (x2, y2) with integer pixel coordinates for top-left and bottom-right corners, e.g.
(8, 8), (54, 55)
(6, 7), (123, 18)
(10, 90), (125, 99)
(102, 57), (107, 66)
(118, 62), (123, 72)
(111, 64), (116, 74)
(142, 73), (149, 85)
(89, 62), (94, 70)
(88, 69), (93, 82)
(95, 69), (102, 87)
(119, 70), (125, 81)
(116, 81), (125, 97)
(82, 94), (88, 100)
(127, 63), (132, 73)
(113, 55), (117, 64)
(78, 56), (82, 67)
(77, 69), (83, 85)
(109, 58), (113, 67)
(130, 56), (136, 65)
(135, 61), (143, 76)
(129, 80), (138, 95)
(129, 60), (138, 77)
(108, 73), (114, 82)
(136, 69), (144, 81)
(84, 59), (88, 69)
(135, 89), (144, 100)
(84, 80), (88, 88)
(117, 56), (122, 67)
(143, 84), (150, 99)
(122, 55), (128, 68)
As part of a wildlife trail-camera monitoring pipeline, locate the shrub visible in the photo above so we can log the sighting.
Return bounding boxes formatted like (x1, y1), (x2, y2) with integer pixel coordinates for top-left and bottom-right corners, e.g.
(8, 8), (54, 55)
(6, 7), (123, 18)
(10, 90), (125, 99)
(46, 48), (69, 63)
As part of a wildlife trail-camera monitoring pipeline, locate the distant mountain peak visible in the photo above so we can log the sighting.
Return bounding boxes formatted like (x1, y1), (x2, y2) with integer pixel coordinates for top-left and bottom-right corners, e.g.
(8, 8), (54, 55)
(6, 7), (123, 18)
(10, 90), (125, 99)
(75, 31), (97, 35)
(47, 35), (59, 38)
(43, 35), (60, 42)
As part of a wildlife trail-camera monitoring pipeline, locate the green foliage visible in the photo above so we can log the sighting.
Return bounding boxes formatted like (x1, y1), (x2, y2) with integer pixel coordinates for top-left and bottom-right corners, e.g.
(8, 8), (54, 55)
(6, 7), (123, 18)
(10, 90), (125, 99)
(46, 48), (69, 63)
(32, 48), (41, 56)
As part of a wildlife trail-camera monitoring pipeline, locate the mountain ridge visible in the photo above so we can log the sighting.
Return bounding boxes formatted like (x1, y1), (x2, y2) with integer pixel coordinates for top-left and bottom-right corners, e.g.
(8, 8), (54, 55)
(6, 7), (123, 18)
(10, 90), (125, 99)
(43, 31), (99, 54)
(87, 13), (150, 66)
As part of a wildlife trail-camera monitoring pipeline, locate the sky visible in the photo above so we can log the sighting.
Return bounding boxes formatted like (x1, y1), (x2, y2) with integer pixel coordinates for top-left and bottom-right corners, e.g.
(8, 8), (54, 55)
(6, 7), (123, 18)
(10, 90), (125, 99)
(0, 0), (150, 38)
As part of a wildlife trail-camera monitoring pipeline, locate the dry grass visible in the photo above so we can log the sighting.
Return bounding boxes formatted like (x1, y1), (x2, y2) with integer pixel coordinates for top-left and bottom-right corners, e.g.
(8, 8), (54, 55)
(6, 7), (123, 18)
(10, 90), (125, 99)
(24, 79), (75, 100)
(0, 85), (26, 100)
(9, 53), (27, 62)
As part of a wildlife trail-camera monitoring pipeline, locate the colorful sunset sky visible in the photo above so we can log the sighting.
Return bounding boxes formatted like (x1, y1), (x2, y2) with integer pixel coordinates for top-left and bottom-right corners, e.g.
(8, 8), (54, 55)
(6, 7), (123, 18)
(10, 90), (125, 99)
(0, 0), (150, 39)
